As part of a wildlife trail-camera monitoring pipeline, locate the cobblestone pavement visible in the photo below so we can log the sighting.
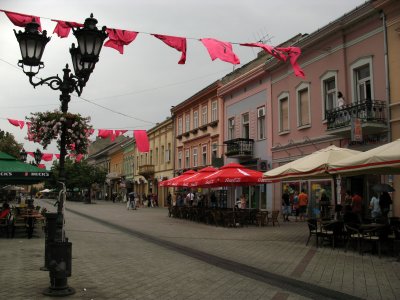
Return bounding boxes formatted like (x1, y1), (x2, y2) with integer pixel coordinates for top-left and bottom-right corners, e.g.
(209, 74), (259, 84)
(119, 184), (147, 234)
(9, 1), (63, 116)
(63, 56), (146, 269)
(1, 199), (399, 299)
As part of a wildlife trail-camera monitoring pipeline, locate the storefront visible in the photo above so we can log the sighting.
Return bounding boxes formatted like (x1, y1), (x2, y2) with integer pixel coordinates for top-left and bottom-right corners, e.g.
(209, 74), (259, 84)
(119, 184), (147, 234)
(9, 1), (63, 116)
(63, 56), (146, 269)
(282, 179), (334, 219)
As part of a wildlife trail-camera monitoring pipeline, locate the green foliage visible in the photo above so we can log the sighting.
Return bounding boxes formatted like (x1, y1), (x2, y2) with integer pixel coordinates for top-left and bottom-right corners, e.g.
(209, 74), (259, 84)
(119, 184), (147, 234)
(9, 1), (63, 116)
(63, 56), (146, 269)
(47, 158), (107, 190)
(0, 129), (23, 158)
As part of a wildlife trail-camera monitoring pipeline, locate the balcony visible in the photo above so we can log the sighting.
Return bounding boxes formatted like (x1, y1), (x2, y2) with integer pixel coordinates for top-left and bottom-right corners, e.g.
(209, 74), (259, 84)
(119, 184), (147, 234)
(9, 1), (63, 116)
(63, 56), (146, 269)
(326, 100), (387, 136)
(138, 164), (155, 179)
(224, 138), (254, 158)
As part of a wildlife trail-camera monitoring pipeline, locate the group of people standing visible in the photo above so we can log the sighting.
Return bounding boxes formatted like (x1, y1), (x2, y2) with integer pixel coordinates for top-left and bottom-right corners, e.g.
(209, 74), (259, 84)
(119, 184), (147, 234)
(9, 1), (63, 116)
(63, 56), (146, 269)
(282, 189), (309, 222)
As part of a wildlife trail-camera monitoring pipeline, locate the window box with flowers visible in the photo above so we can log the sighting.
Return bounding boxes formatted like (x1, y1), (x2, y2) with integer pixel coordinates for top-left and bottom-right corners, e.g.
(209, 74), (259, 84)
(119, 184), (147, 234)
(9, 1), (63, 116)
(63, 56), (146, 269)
(26, 110), (93, 155)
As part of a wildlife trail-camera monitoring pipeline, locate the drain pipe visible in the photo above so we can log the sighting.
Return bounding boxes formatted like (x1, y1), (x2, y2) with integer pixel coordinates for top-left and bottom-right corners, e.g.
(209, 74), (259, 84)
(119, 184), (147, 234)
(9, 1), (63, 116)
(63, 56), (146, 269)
(381, 10), (391, 142)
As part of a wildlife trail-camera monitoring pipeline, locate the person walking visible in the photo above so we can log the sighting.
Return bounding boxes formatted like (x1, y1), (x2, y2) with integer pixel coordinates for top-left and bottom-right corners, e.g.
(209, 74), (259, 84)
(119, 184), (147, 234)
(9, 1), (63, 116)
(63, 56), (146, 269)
(379, 191), (392, 219)
(298, 189), (308, 221)
(293, 191), (299, 222)
(369, 193), (381, 219)
(282, 190), (291, 221)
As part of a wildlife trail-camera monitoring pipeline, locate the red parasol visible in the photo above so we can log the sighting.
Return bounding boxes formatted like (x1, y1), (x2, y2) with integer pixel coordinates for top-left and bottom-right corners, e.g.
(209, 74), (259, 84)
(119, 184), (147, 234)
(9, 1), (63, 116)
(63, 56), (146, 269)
(182, 166), (218, 187)
(196, 163), (267, 187)
(158, 170), (197, 187)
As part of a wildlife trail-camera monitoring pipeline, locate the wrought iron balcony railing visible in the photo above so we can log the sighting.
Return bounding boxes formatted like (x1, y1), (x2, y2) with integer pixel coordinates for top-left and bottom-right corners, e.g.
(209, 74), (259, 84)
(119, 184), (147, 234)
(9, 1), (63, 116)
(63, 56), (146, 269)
(326, 99), (387, 131)
(138, 164), (155, 178)
(224, 138), (254, 158)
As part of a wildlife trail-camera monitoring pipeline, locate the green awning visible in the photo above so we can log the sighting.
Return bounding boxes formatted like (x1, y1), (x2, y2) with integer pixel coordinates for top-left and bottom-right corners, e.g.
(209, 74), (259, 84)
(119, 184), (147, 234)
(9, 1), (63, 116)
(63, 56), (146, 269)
(0, 152), (51, 184)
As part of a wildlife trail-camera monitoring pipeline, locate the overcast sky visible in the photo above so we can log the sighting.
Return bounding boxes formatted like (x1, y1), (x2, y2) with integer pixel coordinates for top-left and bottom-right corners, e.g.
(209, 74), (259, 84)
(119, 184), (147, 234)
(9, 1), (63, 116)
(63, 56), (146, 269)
(0, 0), (366, 165)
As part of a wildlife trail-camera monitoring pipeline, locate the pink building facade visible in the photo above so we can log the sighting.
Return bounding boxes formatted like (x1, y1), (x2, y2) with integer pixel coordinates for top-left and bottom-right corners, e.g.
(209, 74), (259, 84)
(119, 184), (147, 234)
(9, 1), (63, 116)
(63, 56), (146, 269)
(268, 2), (390, 216)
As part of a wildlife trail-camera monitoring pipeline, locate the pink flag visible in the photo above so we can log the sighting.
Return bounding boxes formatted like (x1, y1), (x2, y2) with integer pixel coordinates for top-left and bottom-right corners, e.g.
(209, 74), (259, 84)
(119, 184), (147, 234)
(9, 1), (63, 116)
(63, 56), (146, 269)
(4, 11), (42, 31)
(276, 47), (305, 78)
(55, 154), (60, 159)
(41, 153), (53, 161)
(98, 129), (113, 139)
(104, 28), (138, 54)
(200, 38), (240, 65)
(98, 129), (116, 141)
(153, 34), (187, 64)
(7, 118), (25, 129)
(52, 20), (83, 38)
(38, 164), (46, 169)
(134, 130), (149, 153)
(240, 43), (287, 61)
(115, 130), (128, 137)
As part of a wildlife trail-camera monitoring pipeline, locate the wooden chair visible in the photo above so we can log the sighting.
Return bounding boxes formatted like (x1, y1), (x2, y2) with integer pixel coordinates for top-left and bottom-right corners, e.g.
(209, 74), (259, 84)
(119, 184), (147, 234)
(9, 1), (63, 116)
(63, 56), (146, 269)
(344, 223), (362, 254)
(362, 227), (383, 258)
(306, 219), (320, 247)
(320, 222), (335, 248)
(267, 210), (280, 227)
(256, 211), (268, 227)
(0, 214), (11, 238)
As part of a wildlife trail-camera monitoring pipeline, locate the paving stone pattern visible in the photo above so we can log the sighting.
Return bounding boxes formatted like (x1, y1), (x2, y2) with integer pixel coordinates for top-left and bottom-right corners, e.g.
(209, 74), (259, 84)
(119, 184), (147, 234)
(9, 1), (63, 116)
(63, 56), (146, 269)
(0, 199), (399, 299)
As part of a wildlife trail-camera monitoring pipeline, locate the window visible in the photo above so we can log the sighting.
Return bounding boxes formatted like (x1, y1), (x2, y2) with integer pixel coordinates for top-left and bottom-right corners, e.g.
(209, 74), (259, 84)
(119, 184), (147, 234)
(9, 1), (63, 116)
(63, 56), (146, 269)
(297, 84), (310, 127)
(202, 105), (208, 125)
(155, 148), (158, 164)
(165, 143), (171, 162)
(351, 57), (373, 103)
(325, 78), (336, 110)
(193, 147), (198, 167)
(228, 117), (235, 140)
(211, 101), (218, 121)
(150, 150), (153, 165)
(212, 143), (218, 159)
(136, 156), (139, 170)
(161, 146), (164, 164)
(185, 149), (190, 168)
(177, 117), (183, 135)
(278, 93), (289, 132)
(202, 145), (207, 166)
(242, 113), (249, 139)
(355, 65), (371, 102)
(185, 114), (190, 132)
(193, 110), (199, 128)
(178, 151), (182, 169)
(257, 106), (265, 140)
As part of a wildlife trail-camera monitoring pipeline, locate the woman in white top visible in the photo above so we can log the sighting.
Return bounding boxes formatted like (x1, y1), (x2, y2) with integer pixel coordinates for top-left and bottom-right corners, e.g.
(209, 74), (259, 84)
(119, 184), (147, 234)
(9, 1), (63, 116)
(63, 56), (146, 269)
(337, 91), (345, 108)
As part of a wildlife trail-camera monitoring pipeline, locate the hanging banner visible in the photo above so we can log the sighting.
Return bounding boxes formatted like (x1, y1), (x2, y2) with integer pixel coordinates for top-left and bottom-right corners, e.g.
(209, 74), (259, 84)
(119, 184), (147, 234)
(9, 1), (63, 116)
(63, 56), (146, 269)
(351, 118), (362, 142)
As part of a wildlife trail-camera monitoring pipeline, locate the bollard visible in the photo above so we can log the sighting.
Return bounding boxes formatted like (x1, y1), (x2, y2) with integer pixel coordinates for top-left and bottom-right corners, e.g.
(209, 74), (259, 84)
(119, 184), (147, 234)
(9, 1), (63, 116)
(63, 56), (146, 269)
(40, 212), (58, 271)
(42, 240), (75, 296)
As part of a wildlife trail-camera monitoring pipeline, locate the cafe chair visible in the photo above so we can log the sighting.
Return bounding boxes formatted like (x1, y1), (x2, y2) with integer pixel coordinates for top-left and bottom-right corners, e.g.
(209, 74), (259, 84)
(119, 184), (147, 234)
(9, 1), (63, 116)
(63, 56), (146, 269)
(320, 222), (335, 248)
(344, 223), (362, 254)
(306, 219), (320, 247)
(267, 210), (280, 227)
(0, 213), (12, 238)
(362, 228), (382, 258)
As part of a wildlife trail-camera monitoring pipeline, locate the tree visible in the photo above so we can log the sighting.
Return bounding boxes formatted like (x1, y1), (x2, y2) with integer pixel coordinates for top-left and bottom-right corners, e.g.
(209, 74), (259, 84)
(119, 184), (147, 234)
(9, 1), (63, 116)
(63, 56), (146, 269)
(0, 129), (23, 158)
(47, 158), (107, 202)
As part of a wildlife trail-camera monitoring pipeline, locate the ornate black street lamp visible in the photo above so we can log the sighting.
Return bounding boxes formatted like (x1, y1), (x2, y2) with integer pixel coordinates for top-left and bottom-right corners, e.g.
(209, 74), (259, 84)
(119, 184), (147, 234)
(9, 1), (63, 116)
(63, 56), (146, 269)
(33, 148), (43, 166)
(14, 14), (107, 296)
(19, 148), (27, 162)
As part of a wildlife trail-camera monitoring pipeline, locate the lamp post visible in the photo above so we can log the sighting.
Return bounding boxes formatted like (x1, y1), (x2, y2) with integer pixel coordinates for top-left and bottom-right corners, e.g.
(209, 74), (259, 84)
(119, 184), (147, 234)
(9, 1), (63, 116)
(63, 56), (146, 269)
(14, 14), (107, 296)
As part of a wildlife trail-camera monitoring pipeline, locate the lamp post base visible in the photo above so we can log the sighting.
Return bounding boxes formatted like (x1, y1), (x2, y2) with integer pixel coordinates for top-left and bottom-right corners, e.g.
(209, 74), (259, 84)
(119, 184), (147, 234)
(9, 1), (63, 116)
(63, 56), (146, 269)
(43, 280), (75, 297)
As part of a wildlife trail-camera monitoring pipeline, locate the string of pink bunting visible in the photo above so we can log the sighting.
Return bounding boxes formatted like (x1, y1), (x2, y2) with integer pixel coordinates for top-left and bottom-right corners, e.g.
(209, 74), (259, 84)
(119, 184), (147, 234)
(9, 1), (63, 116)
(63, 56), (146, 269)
(0, 9), (305, 77)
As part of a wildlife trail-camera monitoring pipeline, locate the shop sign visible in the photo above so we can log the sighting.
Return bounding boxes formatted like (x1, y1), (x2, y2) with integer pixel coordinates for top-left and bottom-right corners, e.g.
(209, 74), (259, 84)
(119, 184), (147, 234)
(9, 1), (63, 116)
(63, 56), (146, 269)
(351, 118), (362, 142)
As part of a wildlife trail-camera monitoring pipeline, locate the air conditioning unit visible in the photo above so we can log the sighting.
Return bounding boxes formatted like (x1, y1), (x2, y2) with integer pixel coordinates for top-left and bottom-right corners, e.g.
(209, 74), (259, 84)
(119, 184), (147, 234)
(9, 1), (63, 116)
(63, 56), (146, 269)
(257, 160), (269, 171)
(257, 107), (265, 118)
